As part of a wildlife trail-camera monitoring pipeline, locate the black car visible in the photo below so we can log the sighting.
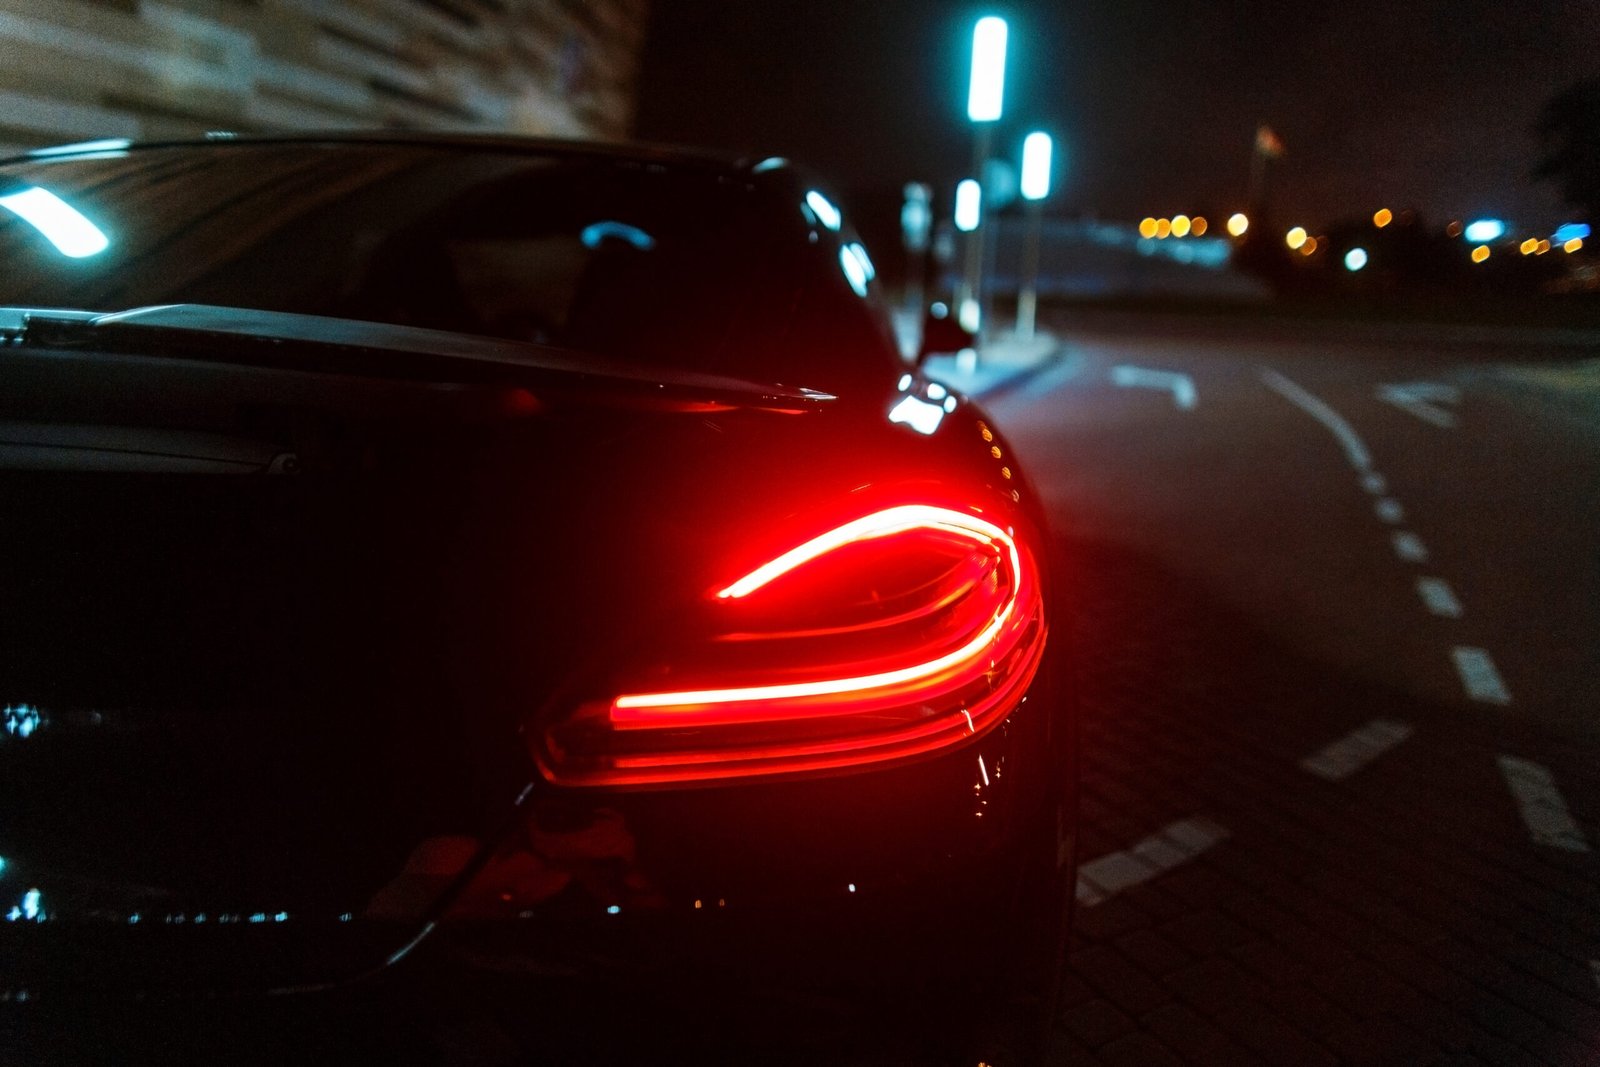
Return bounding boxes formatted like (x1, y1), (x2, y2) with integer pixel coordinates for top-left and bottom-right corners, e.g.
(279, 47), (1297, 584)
(0, 135), (1075, 1064)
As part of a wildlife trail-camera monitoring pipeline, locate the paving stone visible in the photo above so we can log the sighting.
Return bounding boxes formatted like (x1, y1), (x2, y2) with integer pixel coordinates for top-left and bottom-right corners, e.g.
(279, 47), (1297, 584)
(1057, 997), (1135, 1048)
(1068, 944), (1172, 1016)
(1211, 1001), (1339, 1067)
(1138, 1002), (1266, 1067)
(1094, 1032), (1184, 1067)
(1162, 956), (1267, 1019)
(1112, 929), (1193, 977)
(1157, 908), (1252, 956)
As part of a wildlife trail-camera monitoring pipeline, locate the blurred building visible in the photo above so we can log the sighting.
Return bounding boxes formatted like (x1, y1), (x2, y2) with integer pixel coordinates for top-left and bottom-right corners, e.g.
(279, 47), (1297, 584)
(0, 0), (648, 154)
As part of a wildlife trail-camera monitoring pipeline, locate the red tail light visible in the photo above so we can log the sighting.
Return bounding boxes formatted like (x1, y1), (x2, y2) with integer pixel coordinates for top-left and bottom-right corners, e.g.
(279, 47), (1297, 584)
(533, 505), (1046, 787)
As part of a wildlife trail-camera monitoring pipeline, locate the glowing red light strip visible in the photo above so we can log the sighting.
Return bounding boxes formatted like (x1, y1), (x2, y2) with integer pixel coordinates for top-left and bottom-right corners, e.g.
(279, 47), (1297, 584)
(715, 504), (1008, 600)
(578, 626), (1046, 786)
(613, 506), (1022, 717)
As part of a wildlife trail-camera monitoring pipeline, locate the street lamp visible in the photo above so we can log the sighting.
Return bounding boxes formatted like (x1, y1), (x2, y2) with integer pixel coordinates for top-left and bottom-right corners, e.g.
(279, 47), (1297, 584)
(900, 182), (933, 325)
(954, 179), (982, 233)
(1016, 131), (1052, 340)
(966, 17), (1008, 123)
(959, 15), (1008, 341)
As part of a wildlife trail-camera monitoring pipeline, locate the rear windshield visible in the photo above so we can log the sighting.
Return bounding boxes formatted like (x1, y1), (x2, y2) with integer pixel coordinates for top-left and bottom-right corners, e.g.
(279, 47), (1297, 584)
(0, 143), (793, 375)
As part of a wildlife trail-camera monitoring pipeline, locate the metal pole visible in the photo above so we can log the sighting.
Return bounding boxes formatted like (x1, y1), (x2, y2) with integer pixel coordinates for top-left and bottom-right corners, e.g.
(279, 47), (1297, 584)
(1017, 199), (1042, 340)
(959, 123), (993, 342)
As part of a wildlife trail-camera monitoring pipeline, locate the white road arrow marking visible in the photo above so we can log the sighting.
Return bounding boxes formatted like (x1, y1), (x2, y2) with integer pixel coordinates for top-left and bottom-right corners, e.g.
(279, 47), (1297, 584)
(1416, 576), (1463, 618)
(1075, 816), (1229, 906)
(1377, 382), (1461, 428)
(1453, 646), (1511, 704)
(1112, 365), (1197, 409)
(1498, 756), (1589, 851)
(1300, 720), (1414, 781)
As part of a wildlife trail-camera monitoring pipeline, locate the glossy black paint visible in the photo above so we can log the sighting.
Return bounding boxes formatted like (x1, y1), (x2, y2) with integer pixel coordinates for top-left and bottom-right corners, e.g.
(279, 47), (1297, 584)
(0, 136), (1074, 1061)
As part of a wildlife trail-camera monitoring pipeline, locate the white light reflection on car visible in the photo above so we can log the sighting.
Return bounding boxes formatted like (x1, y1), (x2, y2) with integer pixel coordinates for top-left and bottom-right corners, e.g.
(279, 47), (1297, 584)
(804, 190), (842, 231)
(888, 394), (946, 435)
(0, 187), (110, 258)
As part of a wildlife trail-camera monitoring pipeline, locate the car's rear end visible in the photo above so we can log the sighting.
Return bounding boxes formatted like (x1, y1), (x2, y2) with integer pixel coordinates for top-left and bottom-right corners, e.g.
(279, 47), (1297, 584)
(0, 138), (1073, 1063)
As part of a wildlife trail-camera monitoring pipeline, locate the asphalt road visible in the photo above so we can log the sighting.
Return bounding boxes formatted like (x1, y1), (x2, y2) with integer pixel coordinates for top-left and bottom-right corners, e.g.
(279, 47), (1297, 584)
(980, 310), (1600, 1065)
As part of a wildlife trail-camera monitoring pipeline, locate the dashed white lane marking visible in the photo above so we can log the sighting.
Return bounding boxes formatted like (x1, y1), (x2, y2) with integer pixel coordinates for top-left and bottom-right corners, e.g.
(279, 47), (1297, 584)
(1261, 369), (1372, 470)
(1453, 646), (1512, 705)
(1497, 756), (1589, 852)
(1111, 365), (1198, 409)
(1300, 720), (1414, 781)
(1075, 816), (1229, 906)
(1416, 576), (1464, 618)
(1361, 472), (1387, 494)
(1374, 498), (1405, 523)
(1377, 382), (1461, 428)
(1392, 531), (1430, 562)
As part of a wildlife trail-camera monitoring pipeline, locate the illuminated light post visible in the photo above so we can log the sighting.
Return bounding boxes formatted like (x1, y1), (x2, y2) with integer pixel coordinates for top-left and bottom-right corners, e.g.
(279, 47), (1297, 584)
(959, 15), (1008, 342)
(901, 182), (932, 321)
(1016, 131), (1052, 341)
(953, 179), (982, 331)
(954, 179), (982, 233)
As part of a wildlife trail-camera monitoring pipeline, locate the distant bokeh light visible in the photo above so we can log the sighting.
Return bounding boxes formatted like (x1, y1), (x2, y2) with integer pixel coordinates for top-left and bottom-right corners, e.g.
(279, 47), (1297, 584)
(1564, 237), (1584, 253)
(1285, 226), (1307, 250)
(954, 179), (981, 232)
(967, 17), (1009, 122)
(1155, 218), (1172, 239)
(1520, 238), (1538, 255)
(1463, 219), (1506, 243)
(1345, 247), (1368, 271)
(1171, 214), (1191, 237)
(1019, 131), (1052, 201)
(1471, 245), (1490, 263)
(1299, 236), (1318, 256)
(1138, 217), (1158, 239)
(1372, 208), (1393, 228)
(1191, 216), (1208, 236)
(1226, 213), (1249, 237)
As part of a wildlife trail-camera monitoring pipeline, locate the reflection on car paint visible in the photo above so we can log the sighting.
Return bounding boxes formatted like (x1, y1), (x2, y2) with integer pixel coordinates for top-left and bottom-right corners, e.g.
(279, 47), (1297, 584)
(0, 186), (109, 258)
(579, 219), (657, 251)
(888, 393), (945, 435)
(5, 888), (45, 923)
(3, 704), (41, 738)
(804, 189), (841, 231)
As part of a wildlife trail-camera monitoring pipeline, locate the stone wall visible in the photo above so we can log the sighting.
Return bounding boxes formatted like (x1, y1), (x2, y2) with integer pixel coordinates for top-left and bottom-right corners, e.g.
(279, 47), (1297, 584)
(0, 0), (647, 154)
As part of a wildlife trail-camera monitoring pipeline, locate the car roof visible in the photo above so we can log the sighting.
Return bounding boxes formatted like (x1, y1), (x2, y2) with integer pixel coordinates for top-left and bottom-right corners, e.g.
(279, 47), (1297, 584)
(9, 131), (781, 180)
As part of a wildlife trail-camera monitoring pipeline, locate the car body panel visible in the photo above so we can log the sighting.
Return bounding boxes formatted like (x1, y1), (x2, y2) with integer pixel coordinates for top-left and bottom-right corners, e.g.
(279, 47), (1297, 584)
(0, 136), (1073, 1060)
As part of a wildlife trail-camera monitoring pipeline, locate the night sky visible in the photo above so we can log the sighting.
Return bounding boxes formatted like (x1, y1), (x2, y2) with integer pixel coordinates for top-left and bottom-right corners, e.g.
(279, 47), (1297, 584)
(635, 1), (1597, 233)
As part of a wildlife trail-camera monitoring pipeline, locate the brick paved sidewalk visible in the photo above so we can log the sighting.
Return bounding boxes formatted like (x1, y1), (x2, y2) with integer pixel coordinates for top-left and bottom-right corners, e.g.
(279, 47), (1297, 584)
(1046, 540), (1600, 1066)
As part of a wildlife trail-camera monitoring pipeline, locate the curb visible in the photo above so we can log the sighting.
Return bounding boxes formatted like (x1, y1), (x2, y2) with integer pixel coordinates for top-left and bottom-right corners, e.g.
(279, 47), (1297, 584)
(969, 342), (1076, 400)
